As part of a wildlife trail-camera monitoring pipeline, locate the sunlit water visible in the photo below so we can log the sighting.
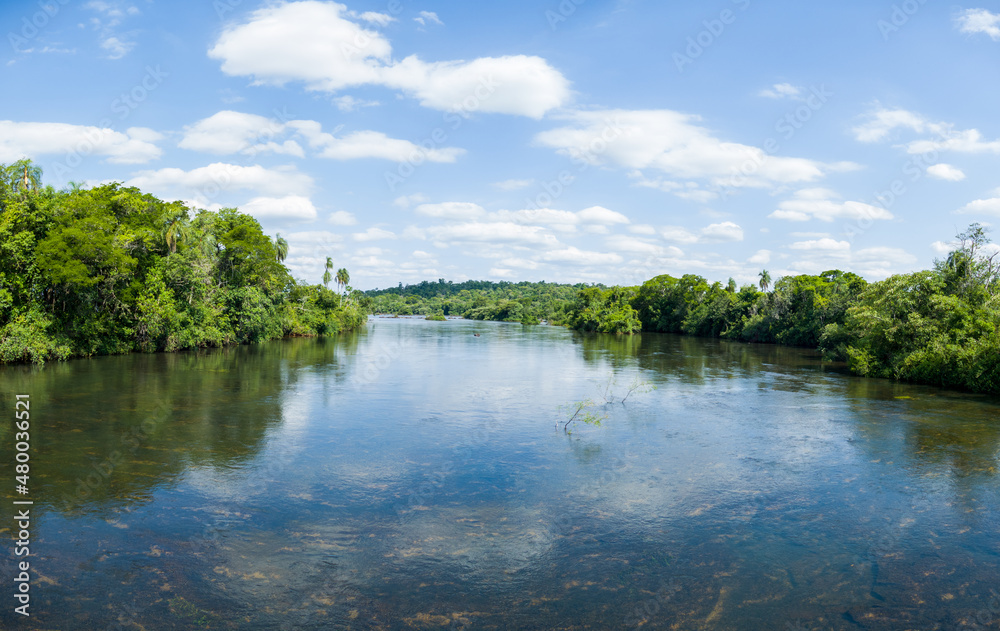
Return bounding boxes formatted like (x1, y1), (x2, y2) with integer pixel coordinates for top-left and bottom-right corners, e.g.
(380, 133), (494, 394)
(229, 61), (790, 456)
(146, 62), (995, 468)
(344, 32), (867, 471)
(1, 317), (999, 629)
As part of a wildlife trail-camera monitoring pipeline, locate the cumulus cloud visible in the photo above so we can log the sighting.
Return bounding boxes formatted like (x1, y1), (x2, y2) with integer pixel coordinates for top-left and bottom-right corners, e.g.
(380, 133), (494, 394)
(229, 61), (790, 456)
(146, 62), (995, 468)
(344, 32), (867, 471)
(769, 188), (893, 222)
(854, 106), (1000, 154)
(292, 121), (464, 162)
(179, 111), (303, 157)
(425, 222), (561, 248)
(240, 195), (317, 221)
(956, 8), (1000, 40)
(541, 247), (622, 266)
(956, 189), (1000, 215)
(926, 163), (966, 181)
(660, 221), (744, 244)
(0, 120), (162, 164)
(536, 109), (850, 199)
(352, 227), (397, 242)
(208, 1), (570, 119)
(415, 202), (488, 221)
(179, 112), (463, 162)
(125, 163), (313, 207)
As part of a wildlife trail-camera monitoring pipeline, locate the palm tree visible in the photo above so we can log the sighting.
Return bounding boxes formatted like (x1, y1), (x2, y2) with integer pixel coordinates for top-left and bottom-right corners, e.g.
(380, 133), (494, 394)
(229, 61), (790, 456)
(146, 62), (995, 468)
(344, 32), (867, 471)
(336, 268), (350, 296)
(274, 233), (289, 263)
(323, 257), (333, 288)
(7, 160), (42, 195)
(758, 269), (772, 293)
(164, 216), (189, 254)
(726, 277), (737, 293)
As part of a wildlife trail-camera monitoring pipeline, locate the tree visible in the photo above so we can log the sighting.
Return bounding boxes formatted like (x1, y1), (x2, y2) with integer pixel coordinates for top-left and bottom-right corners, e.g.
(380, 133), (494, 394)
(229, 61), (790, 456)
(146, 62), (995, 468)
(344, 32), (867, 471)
(274, 233), (288, 263)
(323, 257), (333, 288)
(336, 268), (350, 295)
(726, 277), (737, 293)
(164, 216), (188, 254)
(758, 269), (772, 293)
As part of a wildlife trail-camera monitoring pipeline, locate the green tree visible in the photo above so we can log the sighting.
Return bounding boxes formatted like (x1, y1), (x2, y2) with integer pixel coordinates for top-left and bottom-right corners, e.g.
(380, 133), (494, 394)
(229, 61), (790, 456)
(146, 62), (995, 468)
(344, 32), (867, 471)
(274, 233), (289, 263)
(758, 269), (772, 293)
(323, 257), (333, 288)
(336, 268), (350, 295)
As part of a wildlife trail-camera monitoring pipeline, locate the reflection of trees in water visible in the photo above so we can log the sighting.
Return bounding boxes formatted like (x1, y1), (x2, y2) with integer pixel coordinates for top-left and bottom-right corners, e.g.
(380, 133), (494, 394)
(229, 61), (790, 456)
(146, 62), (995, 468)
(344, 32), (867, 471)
(0, 336), (357, 516)
(575, 330), (841, 390)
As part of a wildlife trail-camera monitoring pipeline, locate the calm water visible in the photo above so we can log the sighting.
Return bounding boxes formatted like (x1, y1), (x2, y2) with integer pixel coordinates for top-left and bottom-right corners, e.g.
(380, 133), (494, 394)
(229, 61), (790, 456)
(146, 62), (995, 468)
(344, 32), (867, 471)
(2, 318), (999, 630)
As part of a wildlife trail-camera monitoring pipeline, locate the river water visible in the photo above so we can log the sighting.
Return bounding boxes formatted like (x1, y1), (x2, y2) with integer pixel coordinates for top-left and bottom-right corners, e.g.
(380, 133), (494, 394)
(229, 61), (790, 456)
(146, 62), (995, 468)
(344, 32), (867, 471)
(1, 317), (998, 629)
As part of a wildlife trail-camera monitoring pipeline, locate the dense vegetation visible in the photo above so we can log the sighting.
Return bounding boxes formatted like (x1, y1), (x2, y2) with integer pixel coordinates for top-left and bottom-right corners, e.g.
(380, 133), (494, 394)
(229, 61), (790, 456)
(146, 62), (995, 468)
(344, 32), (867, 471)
(366, 279), (595, 325)
(0, 160), (366, 364)
(564, 224), (1000, 395)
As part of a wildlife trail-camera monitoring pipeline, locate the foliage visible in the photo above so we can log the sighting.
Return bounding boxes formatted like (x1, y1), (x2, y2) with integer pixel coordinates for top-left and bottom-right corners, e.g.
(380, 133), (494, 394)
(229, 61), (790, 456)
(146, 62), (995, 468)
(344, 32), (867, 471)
(366, 278), (593, 325)
(561, 398), (605, 434)
(0, 162), (366, 364)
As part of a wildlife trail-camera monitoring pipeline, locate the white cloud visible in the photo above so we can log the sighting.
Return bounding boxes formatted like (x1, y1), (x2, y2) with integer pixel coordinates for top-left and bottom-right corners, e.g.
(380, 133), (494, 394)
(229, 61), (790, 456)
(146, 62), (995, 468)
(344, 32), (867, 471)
(700, 221), (744, 242)
(393, 193), (429, 208)
(333, 95), (379, 111)
(241, 195), (317, 221)
(426, 222), (561, 248)
(179, 112), (456, 163)
(414, 11), (443, 26)
(536, 109), (845, 196)
(629, 224), (657, 235)
(852, 107), (932, 142)
(350, 10), (397, 26)
(758, 83), (802, 99)
(352, 227), (397, 242)
(493, 208), (579, 232)
(541, 247), (622, 266)
(926, 163), (966, 181)
(0, 120), (161, 164)
(854, 106), (1000, 154)
(208, 2), (570, 119)
(956, 194), (1000, 215)
(789, 238), (851, 251)
(661, 222), (744, 243)
(179, 111), (303, 157)
(289, 120), (463, 162)
(956, 8), (1000, 40)
(577, 205), (630, 225)
(748, 249), (771, 265)
(415, 202), (487, 221)
(328, 210), (358, 225)
(125, 163), (312, 207)
(605, 235), (675, 256)
(492, 178), (534, 191)
(100, 36), (133, 59)
(769, 188), (893, 222)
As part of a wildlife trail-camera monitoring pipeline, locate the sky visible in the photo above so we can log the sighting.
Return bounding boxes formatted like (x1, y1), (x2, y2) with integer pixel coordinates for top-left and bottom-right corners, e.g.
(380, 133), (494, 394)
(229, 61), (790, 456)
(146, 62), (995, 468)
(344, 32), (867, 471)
(2, 0), (999, 290)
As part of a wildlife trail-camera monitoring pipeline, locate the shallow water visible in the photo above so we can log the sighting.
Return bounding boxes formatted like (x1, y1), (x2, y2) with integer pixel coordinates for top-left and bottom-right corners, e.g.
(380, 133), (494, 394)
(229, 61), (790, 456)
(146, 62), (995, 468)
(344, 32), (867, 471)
(1, 318), (999, 629)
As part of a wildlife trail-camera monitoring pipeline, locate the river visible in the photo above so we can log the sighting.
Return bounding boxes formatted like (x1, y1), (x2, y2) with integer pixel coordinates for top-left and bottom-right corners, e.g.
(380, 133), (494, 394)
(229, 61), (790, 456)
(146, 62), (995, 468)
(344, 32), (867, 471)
(1, 317), (998, 629)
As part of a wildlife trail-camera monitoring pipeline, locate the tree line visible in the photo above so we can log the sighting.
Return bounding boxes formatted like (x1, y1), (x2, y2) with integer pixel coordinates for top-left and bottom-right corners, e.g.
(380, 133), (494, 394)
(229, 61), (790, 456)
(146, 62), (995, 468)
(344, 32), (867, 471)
(565, 224), (1000, 395)
(0, 160), (366, 364)
(367, 279), (595, 325)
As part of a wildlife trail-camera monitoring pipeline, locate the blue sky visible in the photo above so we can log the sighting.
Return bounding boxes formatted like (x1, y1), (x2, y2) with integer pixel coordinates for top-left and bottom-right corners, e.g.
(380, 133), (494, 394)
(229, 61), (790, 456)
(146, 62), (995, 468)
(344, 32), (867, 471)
(3, 0), (999, 289)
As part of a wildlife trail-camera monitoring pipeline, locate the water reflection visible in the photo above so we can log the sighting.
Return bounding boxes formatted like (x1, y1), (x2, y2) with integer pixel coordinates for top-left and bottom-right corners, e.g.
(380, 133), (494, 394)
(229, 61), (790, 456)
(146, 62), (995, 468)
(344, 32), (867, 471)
(0, 320), (997, 630)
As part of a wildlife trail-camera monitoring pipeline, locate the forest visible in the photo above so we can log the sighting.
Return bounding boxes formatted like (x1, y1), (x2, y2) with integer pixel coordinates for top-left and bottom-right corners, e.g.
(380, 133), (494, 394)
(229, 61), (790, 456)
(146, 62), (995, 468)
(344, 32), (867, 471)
(0, 160), (366, 364)
(367, 279), (591, 324)
(562, 224), (1000, 395)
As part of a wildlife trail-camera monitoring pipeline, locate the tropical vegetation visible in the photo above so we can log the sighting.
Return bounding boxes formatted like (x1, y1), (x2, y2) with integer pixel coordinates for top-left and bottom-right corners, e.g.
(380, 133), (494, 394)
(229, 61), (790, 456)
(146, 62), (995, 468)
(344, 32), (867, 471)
(0, 160), (366, 364)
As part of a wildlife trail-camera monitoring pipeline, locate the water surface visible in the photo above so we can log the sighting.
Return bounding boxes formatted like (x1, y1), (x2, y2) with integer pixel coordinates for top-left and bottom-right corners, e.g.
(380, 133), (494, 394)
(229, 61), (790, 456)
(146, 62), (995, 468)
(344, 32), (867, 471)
(2, 318), (999, 629)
